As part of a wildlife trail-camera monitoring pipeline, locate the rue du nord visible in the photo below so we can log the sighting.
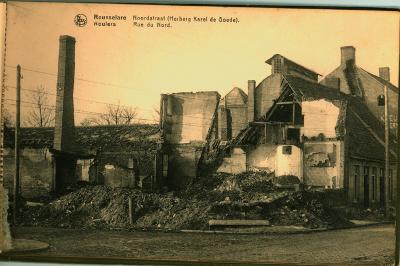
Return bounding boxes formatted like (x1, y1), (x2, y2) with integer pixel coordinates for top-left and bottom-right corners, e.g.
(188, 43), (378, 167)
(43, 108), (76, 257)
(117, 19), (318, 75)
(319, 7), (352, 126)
(133, 21), (172, 28)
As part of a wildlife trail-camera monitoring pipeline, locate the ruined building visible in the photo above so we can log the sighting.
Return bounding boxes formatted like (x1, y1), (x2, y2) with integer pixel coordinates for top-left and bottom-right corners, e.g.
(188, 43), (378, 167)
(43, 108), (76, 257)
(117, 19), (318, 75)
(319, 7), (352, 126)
(160, 47), (398, 209)
(157, 92), (220, 189)
(3, 35), (160, 198)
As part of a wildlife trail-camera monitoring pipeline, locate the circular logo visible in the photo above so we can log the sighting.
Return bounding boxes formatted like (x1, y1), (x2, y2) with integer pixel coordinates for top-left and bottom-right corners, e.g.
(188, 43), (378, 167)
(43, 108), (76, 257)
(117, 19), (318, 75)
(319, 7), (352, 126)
(74, 14), (87, 27)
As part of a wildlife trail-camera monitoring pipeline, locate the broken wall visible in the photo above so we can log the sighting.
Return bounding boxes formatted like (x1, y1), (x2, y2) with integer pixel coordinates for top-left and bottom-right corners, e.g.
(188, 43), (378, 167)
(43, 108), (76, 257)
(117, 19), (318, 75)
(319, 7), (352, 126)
(302, 99), (340, 139)
(274, 145), (303, 179)
(217, 147), (246, 174)
(93, 150), (156, 189)
(161, 91), (220, 189)
(247, 144), (276, 171)
(247, 144), (302, 179)
(167, 144), (203, 188)
(3, 148), (53, 198)
(103, 164), (135, 188)
(303, 141), (344, 189)
(163, 92), (220, 144)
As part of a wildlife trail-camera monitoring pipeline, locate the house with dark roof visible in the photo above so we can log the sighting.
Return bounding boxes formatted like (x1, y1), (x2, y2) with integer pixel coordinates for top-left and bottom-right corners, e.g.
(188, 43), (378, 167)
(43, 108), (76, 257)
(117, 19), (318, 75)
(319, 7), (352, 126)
(164, 47), (398, 209)
(2, 124), (160, 198)
(320, 46), (398, 135)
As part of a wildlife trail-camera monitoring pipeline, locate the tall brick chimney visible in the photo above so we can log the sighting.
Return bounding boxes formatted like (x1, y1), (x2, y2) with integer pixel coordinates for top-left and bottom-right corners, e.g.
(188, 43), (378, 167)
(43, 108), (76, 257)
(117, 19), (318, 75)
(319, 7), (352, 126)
(379, 67), (390, 82)
(247, 80), (256, 123)
(340, 46), (356, 66)
(53, 35), (76, 152)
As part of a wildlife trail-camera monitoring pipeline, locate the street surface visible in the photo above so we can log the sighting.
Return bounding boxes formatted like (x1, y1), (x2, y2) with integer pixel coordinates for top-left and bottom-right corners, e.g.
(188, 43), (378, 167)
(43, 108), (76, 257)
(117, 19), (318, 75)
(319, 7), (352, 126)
(7, 224), (395, 265)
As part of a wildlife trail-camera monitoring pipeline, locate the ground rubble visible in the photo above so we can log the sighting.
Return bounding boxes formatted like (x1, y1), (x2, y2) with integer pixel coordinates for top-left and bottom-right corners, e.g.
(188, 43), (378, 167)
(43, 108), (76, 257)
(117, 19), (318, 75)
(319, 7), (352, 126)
(19, 171), (355, 231)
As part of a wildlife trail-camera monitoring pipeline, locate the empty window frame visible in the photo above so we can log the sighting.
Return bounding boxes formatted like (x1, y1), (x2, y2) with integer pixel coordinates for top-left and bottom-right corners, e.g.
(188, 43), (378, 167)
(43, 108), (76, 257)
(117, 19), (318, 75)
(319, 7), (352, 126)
(282, 145), (292, 155)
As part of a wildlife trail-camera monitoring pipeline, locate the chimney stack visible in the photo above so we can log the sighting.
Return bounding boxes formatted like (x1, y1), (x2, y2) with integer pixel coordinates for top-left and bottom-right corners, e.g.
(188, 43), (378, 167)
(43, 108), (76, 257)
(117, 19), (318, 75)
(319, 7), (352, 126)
(379, 67), (390, 82)
(340, 46), (356, 66)
(54, 35), (76, 152)
(247, 80), (256, 123)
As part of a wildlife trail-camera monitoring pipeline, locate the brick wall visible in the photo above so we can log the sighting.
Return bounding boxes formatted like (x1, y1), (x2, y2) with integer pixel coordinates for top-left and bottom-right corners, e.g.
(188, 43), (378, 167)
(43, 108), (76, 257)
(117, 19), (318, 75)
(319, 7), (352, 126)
(163, 92), (220, 144)
(303, 141), (343, 189)
(167, 144), (203, 189)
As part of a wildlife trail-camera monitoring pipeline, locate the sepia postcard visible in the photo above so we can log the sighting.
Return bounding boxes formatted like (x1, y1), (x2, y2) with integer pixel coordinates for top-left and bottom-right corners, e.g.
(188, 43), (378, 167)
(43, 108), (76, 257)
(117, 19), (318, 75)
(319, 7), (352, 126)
(0, 1), (399, 265)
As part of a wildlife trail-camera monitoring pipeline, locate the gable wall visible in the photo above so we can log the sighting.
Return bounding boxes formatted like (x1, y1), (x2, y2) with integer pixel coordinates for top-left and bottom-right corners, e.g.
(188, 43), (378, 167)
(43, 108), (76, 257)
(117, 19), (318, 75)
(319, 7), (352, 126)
(357, 69), (398, 135)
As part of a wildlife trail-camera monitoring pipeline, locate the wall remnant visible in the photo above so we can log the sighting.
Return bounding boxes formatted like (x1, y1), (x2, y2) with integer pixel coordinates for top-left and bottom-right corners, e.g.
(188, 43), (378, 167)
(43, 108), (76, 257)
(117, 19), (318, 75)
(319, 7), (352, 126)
(303, 141), (343, 189)
(217, 147), (246, 174)
(302, 99), (340, 139)
(161, 91), (220, 189)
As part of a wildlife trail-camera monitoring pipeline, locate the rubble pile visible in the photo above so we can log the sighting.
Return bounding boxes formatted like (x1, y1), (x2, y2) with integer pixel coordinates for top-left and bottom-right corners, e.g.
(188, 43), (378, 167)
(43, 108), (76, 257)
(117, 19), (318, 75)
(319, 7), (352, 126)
(20, 185), (210, 230)
(267, 191), (353, 228)
(20, 171), (352, 230)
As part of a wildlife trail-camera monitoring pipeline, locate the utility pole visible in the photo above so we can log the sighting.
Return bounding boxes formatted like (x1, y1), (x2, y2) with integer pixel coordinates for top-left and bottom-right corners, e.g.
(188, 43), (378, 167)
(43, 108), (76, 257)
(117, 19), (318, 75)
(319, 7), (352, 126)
(384, 85), (390, 218)
(13, 65), (21, 225)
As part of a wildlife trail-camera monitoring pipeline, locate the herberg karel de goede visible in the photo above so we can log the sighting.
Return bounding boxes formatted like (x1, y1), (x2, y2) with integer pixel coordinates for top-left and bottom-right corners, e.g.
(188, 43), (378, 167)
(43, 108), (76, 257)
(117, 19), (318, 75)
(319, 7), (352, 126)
(132, 15), (239, 24)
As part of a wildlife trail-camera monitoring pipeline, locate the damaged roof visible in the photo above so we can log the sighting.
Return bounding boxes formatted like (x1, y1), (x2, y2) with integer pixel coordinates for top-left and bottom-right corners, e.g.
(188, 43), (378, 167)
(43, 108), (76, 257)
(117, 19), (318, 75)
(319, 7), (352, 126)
(233, 74), (397, 162)
(266, 54), (321, 76)
(3, 124), (160, 151)
(283, 75), (346, 102)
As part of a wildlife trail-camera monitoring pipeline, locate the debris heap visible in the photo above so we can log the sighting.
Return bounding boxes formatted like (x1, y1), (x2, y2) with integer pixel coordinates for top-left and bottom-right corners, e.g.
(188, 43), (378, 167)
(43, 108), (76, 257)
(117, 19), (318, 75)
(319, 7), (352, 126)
(20, 171), (352, 230)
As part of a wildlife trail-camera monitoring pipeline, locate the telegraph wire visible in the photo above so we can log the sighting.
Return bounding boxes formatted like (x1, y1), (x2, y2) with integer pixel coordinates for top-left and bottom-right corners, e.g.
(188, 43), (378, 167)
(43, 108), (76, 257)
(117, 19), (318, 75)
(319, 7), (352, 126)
(5, 85), (217, 121)
(4, 65), (226, 103)
(4, 99), (246, 130)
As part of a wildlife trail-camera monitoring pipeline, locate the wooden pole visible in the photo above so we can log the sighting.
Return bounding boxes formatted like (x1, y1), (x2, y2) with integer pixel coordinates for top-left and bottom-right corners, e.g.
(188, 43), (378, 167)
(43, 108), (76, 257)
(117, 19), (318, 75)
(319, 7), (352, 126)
(264, 123), (267, 144)
(13, 65), (21, 225)
(384, 85), (390, 218)
(292, 102), (295, 125)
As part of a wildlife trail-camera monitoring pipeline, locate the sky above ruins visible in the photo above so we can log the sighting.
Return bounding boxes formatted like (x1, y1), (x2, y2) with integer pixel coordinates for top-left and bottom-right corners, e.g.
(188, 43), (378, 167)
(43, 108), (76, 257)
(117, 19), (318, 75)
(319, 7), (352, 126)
(3, 2), (399, 124)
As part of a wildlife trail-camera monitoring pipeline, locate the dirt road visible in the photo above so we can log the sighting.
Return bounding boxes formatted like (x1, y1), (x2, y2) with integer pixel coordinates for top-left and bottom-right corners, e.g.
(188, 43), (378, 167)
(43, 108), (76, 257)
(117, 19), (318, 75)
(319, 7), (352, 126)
(6, 224), (395, 264)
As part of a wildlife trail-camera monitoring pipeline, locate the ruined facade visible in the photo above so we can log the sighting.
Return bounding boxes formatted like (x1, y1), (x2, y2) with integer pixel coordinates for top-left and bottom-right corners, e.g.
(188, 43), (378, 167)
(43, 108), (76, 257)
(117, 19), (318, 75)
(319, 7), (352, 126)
(162, 47), (398, 209)
(159, 92), (220, 189)
(2, 124), (160, 198)
(2, 35), (161, 198)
